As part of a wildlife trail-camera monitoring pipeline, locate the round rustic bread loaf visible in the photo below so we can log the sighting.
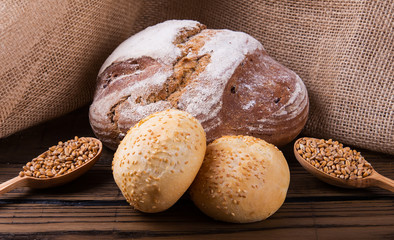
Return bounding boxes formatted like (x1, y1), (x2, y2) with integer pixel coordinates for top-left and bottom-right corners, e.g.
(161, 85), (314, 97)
(189, 135), (290, 223)
(112, 109), (206, 213)
(89, 20), (309, 150)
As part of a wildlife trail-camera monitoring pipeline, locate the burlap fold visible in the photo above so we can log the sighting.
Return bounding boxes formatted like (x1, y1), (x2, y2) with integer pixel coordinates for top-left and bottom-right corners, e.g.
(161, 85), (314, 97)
(1, 0), (392, 154)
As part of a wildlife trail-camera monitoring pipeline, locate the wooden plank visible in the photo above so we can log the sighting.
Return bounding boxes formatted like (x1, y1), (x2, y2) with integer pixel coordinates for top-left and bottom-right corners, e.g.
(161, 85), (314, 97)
(0, 200), (392, 239)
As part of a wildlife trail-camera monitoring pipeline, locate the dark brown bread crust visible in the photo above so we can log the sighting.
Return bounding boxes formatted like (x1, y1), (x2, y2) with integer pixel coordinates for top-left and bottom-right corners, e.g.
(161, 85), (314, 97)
(217, 51), (309, 146)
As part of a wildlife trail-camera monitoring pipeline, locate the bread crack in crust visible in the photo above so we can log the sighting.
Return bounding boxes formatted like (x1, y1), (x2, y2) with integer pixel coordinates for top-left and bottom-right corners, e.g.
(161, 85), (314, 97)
(101, 23), (207, 134)
(107, 94), (131, 137)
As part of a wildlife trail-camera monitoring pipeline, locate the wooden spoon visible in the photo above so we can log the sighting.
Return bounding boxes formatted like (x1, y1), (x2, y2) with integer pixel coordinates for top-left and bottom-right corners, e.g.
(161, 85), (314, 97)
(0, 137), (102, 195)
(294, 137), (394, 192)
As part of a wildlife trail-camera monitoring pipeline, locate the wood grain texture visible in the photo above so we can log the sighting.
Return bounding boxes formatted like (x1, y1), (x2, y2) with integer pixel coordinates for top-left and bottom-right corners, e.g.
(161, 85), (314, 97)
(0, 106), (393, 239)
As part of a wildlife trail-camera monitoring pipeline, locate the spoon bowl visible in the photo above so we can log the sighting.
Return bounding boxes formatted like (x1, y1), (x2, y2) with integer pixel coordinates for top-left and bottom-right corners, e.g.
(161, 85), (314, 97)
(294, 137), (393, 192)
(0, 137), (102, 195)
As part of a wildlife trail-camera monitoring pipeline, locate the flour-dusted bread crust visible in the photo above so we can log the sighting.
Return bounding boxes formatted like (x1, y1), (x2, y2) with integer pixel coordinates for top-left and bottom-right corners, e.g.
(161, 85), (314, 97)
(112, 109), (206, 213)
(189, 135), (290, 223)
(89, 20), (309, 150)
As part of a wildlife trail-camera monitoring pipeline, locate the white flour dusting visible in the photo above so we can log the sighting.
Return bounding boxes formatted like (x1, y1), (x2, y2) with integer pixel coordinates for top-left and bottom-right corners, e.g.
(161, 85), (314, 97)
(90, 69), (172, 129)
(243, 100), (256, 110)
(179, 29), (262, 122)
(98, 20), (201, 74)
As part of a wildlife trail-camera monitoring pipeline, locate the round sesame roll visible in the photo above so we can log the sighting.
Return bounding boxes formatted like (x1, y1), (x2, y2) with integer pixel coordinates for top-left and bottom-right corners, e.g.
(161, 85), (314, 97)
(189, 135), (290, 223)
(112, 109), (206, 213)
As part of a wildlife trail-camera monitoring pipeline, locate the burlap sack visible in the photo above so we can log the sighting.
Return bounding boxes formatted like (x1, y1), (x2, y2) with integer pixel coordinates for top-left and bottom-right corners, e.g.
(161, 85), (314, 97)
(1, 0), (393, 154)
(0, 0), (139, 138)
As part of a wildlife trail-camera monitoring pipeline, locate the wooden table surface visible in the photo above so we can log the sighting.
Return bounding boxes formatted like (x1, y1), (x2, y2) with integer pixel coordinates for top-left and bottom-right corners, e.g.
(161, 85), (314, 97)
(0, 106), (393, 239)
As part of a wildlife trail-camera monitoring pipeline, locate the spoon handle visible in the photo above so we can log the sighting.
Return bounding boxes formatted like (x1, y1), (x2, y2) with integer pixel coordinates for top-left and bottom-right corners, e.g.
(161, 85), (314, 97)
(370, 172), (394, 192)
(0, 176), (29, 195)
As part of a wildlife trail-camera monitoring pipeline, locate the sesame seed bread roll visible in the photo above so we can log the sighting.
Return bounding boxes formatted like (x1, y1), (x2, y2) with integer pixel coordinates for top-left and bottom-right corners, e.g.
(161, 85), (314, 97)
(112, 109), (206, 213)
(189, 135), (290, 223)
